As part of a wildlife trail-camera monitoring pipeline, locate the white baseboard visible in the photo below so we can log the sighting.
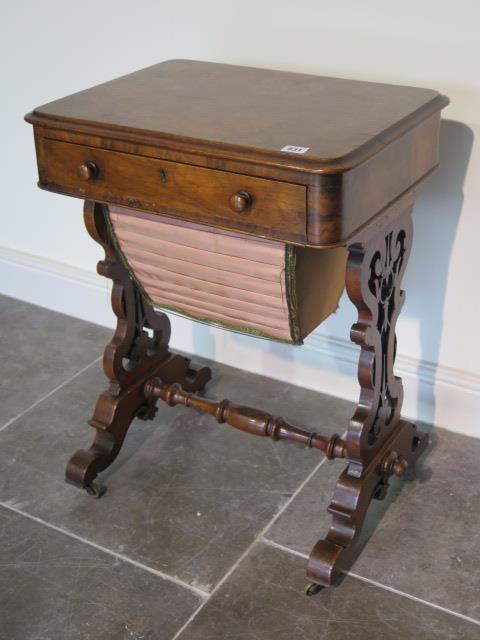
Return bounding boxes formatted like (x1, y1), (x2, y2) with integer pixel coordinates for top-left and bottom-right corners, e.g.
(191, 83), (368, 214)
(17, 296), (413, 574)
(304, 333), (479, 438)
(1, 245), (478, 438)
(0, 246), (115, 327)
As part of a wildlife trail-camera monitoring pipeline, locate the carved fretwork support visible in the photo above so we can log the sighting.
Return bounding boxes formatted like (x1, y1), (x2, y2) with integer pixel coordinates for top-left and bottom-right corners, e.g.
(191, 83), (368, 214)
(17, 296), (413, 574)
(306, 208), (429, 590)
(65, 200), (429, 596)
(87, 201), (171, 397)
(345, 209), (413, 471)
(65, 201), (212, 495)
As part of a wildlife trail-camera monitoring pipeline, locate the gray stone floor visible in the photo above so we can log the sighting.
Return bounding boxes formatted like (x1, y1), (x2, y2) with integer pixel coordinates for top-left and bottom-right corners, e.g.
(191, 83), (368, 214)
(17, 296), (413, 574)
(0, 294), (478, 639)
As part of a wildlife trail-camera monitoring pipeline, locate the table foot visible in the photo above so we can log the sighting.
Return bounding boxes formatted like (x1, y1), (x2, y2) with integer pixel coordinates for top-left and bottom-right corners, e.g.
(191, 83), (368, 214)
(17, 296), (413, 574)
(65, 201), (212, 494)
(306, 420), (428, 588)
(65, 353), (212, 493)
(303, 208), (428, 590)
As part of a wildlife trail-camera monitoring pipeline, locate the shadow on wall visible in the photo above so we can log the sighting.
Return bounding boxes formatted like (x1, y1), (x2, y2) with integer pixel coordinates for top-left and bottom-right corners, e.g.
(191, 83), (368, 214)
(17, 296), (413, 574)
(406, 119), (473, 424)
(189, 119), (474, 431)
(260, 119), (474, 428)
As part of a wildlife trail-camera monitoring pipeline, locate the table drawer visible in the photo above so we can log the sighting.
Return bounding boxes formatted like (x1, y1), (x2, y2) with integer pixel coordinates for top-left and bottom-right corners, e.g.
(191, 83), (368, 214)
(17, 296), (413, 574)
(38, 138), (306, 243)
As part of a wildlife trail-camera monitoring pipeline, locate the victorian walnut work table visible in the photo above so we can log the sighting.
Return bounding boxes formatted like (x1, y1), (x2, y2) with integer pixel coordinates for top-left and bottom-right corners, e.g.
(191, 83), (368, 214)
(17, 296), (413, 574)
(26, 60), (448, 594)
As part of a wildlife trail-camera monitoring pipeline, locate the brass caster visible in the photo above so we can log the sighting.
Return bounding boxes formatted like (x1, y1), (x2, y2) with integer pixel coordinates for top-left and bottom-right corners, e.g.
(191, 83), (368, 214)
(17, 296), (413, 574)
(85, 482), (106, 499)
(304, 580), (323, 596)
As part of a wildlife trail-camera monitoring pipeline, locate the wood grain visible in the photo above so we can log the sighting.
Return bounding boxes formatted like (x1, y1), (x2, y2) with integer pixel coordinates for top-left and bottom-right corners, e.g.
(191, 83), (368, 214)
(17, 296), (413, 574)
(27, 60), (448, 245)
(26, 59), (447, 173)
(25, 60), (446, 592)
(39, 138), (306, 243)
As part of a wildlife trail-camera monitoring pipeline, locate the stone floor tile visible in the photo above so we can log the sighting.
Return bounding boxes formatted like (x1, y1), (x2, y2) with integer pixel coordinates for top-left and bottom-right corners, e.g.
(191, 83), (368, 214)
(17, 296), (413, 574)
(180, 542), (479, 640)
(0, 295), (111, 427)
(0, 505), (202, 640)
(0, 354), (352, 592)
(266, 427), (480, 620)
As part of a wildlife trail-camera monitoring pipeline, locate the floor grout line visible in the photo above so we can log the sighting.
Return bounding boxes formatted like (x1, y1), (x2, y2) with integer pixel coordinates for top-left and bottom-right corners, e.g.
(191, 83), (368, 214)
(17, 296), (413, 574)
(260, 536), (310, 560)
(261, 536), (480, 628)
(346, 571), (480, 627)
(0, 500), (209, 600)
(170, 450), (334, 640)
(3, 363), (477, 637)
(0, 356), (102, 435)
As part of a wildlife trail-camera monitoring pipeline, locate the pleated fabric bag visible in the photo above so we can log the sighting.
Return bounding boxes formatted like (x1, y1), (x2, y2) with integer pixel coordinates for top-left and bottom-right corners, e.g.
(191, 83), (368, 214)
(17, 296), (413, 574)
(108, 205), (346, 344)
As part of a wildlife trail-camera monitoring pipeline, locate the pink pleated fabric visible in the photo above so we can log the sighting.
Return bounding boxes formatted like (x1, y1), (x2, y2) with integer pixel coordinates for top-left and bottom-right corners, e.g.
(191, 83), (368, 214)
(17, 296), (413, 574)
(109, 206), (293, 340)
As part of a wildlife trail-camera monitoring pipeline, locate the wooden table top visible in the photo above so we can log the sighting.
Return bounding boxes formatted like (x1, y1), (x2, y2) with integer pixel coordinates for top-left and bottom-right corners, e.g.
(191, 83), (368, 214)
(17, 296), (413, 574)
(26, 60), (449, 246)
(26, 59), (447, 174)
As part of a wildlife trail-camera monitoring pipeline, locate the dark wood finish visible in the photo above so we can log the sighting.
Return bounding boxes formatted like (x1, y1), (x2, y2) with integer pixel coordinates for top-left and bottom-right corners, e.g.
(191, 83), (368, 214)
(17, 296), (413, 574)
(306, 207), (428, 588)
(65, 201), (212, 495)
(26, 60), (448, 246)
(37, 138), (306, 243)
(306, 419), (427, 589)
(346, 208), (414, 469)
(145, 380), (348, 459)
(78, 160), (98, 181)
(25, 60), (448, 592)
(144, 380), (411, 480)
(26, 60), (445, 173)
(229, 190), (252, 213)
(306, 113), (440, 245)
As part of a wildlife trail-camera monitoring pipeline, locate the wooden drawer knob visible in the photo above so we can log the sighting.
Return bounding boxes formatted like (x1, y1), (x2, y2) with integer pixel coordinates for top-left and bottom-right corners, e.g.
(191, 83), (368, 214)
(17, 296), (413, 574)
(78, 161), (98, 180)
(229, 191), (252, 213)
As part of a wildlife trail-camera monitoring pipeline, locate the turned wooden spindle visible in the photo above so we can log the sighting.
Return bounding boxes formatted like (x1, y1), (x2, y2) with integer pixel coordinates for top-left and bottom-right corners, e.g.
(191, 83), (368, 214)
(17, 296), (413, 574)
(144, 379), (348, 460)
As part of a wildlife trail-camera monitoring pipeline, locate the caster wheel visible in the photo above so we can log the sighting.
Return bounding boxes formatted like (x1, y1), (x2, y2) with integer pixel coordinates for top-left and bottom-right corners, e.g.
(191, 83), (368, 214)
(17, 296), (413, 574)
(85, 482), (106, 499)
(136, 402), (157, 421)
(304, 581), (323, 597)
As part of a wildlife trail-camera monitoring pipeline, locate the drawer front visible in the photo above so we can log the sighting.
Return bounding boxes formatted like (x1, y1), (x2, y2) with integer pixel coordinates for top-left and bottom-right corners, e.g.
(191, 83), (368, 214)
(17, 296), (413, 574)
(39, 139), (306, 242)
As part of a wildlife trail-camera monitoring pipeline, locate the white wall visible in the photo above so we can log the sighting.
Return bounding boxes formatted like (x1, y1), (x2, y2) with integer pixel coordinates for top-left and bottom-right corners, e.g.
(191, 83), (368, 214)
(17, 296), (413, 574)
(2, 1), (479, 436)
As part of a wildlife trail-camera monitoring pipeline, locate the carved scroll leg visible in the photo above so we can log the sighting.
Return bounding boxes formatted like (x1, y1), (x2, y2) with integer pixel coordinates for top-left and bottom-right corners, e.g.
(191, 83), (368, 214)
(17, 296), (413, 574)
(66, 355), (212, 496)
(65, 201), (212, 496)
(306, 420), (428, 588)
(306, 207), (428, 591)
(66, 377), (148, 496)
